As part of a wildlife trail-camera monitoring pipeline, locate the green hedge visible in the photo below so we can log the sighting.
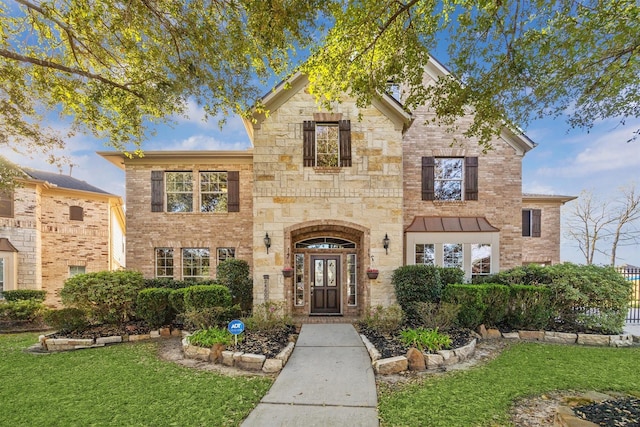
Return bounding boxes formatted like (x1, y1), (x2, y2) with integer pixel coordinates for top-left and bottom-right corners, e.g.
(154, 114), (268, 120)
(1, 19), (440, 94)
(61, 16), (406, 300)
(143, 278), (218, 289)
(1, 290), (47, 302)
(136, 288), (175, 328)
(60, 270), (146, 325)
(45, 308), (89, 332)
(0, 300), (48, 323)
(216, 259), (253, 312)
(183, 285), (232, 311)
(169, 288), (189, 314)
(392, 265), (443, 316)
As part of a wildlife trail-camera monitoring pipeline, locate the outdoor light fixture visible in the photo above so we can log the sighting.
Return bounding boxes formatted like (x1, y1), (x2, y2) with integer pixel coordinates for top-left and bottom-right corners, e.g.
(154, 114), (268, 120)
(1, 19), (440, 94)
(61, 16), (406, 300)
(383, 233), (390, 254)
(264, 232), (271, 254)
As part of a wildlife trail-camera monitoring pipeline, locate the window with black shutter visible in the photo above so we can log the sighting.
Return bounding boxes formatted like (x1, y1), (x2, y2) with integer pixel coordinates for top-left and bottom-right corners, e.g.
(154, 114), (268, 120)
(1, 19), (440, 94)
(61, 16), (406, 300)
(0, 191), (13, 218)
(227, 171), (240, 212)
(522, 209), (541, 237)
(303, 120), (351, 167)
(422, 157), (478, 201)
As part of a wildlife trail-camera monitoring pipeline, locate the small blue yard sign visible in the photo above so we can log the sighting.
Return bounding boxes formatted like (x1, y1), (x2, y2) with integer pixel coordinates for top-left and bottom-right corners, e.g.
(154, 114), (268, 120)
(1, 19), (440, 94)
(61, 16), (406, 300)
(228, 319), (245, 335)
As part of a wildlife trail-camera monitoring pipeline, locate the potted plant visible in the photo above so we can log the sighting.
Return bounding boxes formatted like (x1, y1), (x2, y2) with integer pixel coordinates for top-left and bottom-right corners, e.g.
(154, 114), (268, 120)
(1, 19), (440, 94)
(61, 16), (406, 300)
(366, 268), (379, 279)
(282, 267), (294, 278)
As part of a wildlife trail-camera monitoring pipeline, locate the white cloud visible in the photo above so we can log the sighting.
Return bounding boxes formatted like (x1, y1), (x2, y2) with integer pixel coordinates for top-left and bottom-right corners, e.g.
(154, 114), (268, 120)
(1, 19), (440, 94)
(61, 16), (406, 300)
(172, 99), (248, 134)
(158, 134), (251, 151)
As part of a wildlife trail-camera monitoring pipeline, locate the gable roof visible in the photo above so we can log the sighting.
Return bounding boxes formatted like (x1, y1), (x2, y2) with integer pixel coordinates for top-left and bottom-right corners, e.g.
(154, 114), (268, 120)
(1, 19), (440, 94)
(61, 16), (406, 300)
(522, 193), (577, 204)
(23, 168), (113, 195)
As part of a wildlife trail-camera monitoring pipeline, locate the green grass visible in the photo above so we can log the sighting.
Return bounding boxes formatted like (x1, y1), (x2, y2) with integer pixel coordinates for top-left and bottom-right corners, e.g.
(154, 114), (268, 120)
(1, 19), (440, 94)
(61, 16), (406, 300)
(379, 342), (640, 426)
(0, 333), (272, 426)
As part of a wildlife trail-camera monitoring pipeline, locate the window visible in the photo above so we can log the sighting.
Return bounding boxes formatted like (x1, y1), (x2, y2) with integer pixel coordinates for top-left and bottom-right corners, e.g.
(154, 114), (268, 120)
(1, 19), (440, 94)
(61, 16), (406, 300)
(471, 244), (491, 277)
(444, 243), (463, 268)
(182, 248), (210, 281)
(217, 247), (235, 264)
(415, 244), (435, 265)
(347, 253), (357, 306)
(303, 120), (352, 167)
(522, 209), (541, 237)
(422, 157), (478, 201)
(0, 191), (13, 218)
(200, 172), (228, 212)
(294, 253), (304, 306)
(151, 171), (239, 213)
(155, 248), (174, 278)
(69, 206), (84, 221)
(69, 265), (86, 276)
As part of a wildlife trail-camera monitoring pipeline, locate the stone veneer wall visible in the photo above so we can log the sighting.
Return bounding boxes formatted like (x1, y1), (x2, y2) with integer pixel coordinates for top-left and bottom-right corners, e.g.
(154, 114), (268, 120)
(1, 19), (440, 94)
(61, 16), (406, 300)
(521, 201), (563, 265)
(124, 161), (254, 280)
(250, 87), (405, 310)
(40, 191), (111, 306)
(402, 75), (525, 271)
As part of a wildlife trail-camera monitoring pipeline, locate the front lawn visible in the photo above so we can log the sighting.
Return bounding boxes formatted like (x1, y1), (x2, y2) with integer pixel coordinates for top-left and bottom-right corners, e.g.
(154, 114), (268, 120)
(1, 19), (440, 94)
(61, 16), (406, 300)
(0, 333), (271, 426)
(379, 342), (640, 426)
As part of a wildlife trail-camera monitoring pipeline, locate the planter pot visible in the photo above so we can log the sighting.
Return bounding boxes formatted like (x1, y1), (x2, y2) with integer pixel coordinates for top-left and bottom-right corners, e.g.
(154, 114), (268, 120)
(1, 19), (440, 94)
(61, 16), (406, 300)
(282, 269), (294, 278)
(367, 271), (379, 279)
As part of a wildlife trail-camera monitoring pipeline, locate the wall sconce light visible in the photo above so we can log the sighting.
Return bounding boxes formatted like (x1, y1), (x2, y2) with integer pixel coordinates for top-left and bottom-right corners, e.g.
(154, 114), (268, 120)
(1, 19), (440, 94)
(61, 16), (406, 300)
(264, 232), (271, 254)
(383, 233), (390, 254)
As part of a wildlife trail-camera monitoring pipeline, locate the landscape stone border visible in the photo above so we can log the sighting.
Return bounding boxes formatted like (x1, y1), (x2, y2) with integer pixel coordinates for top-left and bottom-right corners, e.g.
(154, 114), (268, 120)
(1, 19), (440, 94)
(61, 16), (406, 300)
(362, 327), (640, 376)
(37, 327), (181, 352)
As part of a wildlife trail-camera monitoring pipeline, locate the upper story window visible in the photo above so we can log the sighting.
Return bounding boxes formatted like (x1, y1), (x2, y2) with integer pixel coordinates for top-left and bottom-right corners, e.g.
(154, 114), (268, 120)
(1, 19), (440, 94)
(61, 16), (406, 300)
(303, 120), (351, 168)
(69, 205), (84, 221)
(522, 209), (541, 237)
(151, 170), (239, 213)
(422, 157), (478, 201)
(0, 191), (13, 218)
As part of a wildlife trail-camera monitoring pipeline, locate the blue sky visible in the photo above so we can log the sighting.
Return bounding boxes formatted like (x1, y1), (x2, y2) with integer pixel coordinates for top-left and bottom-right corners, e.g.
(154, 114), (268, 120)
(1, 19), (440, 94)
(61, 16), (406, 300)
(5, 90), (639, 268)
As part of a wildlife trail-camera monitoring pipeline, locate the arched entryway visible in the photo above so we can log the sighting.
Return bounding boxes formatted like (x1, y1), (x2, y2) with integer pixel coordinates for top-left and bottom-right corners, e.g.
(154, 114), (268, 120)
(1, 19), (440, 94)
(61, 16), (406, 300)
(284, 221), (370, 317)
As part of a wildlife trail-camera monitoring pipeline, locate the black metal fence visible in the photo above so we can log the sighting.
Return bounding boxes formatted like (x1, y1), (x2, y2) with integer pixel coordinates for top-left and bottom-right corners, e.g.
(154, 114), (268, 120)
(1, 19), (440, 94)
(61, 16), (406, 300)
(619, 267), (640, 323)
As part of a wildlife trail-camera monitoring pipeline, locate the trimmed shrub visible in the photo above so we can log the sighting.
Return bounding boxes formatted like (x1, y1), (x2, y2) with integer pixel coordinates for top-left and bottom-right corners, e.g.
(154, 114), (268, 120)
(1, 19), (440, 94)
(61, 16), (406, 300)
(437, 267), (465, 287)
(169, 288), (189, 314)
(0, 300), (48, 324)
(136, 288), (175, 328)
(1, 289), (47, 302)
(144, 278), (214, 290)
(183, 285), (232, 311)
(45, 308), (89, 332)
(442, 284), (510, 329)
(216, 259), (253, 312)
(60, 270), (146, 324)
(506, 285), (553, 330)
(392, 265), (443, 319)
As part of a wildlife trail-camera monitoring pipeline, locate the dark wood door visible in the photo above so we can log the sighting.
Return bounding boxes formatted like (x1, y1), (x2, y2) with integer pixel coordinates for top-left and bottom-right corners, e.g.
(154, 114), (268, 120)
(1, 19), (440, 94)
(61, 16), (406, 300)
(311, 255), (340, 314)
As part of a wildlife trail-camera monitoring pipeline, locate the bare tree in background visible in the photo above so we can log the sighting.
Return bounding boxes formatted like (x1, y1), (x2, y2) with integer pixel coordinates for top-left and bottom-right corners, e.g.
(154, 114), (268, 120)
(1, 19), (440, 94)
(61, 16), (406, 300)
(566, 183), (640, 265)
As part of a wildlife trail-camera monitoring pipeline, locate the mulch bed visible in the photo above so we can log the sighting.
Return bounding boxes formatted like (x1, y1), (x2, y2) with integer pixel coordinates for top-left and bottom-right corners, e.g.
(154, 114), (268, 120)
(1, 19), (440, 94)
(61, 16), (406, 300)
(49, 321), (151, 339)
(574, 397), (640, 427)
(226, 324), (297, 359)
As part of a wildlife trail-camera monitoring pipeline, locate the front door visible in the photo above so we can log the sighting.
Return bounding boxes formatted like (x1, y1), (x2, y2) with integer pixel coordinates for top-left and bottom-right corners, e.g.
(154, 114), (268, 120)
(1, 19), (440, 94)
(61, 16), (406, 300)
(311, 255), (341, 314)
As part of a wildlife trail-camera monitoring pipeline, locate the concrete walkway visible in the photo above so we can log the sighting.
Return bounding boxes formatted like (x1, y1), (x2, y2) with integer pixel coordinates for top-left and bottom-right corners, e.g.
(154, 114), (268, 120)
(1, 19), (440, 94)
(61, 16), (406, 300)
(241, 323), (378, 427)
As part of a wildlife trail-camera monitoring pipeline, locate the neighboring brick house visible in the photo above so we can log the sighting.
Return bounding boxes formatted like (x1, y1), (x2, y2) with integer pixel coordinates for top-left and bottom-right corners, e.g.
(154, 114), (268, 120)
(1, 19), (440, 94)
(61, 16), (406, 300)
(100, 60), (574, 318)
(0, 169), (125, 307)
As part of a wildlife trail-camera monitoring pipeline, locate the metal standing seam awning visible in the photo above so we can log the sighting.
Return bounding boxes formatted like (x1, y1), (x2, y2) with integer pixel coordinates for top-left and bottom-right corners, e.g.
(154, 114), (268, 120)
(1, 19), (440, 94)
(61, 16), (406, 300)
(0, 238), (18, 252)
(405, 217), (500, 233)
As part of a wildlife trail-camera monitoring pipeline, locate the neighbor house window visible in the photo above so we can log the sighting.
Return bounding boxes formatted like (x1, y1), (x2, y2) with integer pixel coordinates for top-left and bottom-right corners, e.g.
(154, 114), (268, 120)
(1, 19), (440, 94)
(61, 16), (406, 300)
(166, 172), (193, 212)
(422, 157), (478, 201)
(444, 244), (463, 268)
(69, 265), (86, 276)
(522, 209), (541, 237)
(151, 171), (239, 213)
(182, 248), (210, 281)
(69, 205), (84, 221)
(303, 120), (352, 167)
(415, 244), (435, 265)
(155, 248), (174, 278)
(200, 172), (228, 212)
(471, 244), (491, 277)
(0, 191), (13, 218)
(217, 247), (235, 264)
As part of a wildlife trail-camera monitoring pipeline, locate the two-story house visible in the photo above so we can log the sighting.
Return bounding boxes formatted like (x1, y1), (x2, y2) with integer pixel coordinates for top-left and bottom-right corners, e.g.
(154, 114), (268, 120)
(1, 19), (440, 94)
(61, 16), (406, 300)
(0, 168), (126, 307)
(100, 59), (574, 319)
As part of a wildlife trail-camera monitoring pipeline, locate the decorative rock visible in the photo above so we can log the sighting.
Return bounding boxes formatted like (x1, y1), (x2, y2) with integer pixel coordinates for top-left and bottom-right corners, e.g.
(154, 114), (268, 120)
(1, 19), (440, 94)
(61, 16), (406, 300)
(437, 349), (459, 365)
(502, 332), (520, 340)
(486, 329), (502, 339)
(275, 342), (295, 365)
(236, 353), (266, 371)
(609, 335), (633, 347)
(232, 351), (244, 363)
(423, 353), (444, 370)
(374, 356), (408, 375)
(129, 334), (151, 342)
(407, 347), (426, 371)
(518, 330), (544, 341)
(543, 331), (577, 345)
(96, 336), (123, 345)
(262, 358), (283, 373)
(221, 351), (236, 366)
(150, 331), (161, 338)
(454, 339), (476, 360)
(170, 328), (182, 337)
(577, 334), (610, 346)
(160, 327), (171, 337)
(360, 334), (381, 362)
(633, 335), (640, 344)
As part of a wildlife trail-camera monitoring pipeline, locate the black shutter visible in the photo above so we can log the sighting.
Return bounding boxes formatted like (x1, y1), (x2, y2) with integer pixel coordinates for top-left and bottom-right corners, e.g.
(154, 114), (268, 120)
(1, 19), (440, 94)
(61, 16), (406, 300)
(151, 171), (164, 212)
(464, 157), (478, 200)
(303, 121), (316, 166)
(532, 209), (542, 237)
(0, 191), (13, 218)
(339, 120), (352, 167)
(421, 157), (435, 201)
(522, 210), (531, 237)
(227, 171), (240, 212)
(69, 206), (84, 221)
